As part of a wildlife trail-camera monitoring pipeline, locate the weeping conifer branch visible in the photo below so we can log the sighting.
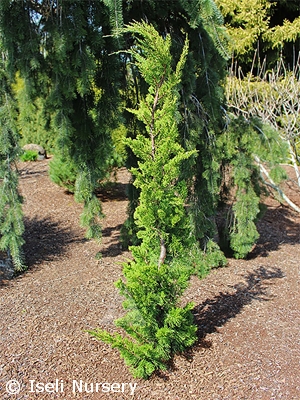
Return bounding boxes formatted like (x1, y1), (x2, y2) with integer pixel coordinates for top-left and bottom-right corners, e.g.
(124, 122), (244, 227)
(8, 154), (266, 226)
(0, 56), (26, 272)
(180, 0), (229, 58)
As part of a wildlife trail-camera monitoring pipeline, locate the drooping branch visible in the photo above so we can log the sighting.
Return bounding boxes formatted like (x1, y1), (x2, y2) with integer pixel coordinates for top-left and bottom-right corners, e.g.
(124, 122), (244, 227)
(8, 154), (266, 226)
(254, 156), (300, 213)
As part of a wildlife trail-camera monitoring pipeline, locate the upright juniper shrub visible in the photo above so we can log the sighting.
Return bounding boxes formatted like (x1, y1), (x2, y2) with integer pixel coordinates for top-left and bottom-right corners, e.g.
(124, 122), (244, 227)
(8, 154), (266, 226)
(89, 22), (199, 379)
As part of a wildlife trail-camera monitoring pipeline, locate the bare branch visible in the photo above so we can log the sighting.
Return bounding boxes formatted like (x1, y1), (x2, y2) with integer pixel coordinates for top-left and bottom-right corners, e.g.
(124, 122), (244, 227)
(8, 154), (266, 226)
(227, 56), (300, 189)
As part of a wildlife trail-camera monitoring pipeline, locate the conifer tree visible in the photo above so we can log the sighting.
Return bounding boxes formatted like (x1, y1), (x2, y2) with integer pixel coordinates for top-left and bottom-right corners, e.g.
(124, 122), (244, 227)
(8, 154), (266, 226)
(215, 115), (288, 258)
(0, 46), (25, 272)
(119, 1), (290, 260)
(0, 0), (122, 241)
(120, 0), (229, 253)
(0, 0), (230, 256)
(89, 22), (199, 379)
(11, 73), (54, 152)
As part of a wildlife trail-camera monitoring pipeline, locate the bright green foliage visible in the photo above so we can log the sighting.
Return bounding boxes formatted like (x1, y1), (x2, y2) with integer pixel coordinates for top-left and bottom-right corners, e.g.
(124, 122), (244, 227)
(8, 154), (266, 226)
(195, 239), (227, 275)
(20, 150), (38, 162)
(120, 0), (229, 255)
(49, 153), (78, 193)
(89, 261), (197, 379)
(11, 73), (54, 152)
(75, 170), (104, 240)
(89, 22), (198, 379)
(124, 22), (197, 263)
(0, 57), (26, 272)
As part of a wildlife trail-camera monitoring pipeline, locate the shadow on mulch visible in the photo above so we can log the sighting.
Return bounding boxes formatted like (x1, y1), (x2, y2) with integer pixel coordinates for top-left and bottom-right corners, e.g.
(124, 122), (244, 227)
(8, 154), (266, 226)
(23, 216), (87, 267)
(249, 206), (300, 258)
(96, 182), (128, 202)
(18, 166), (48, 179)
(154, 266), (285, 381)
(101, 224), (124, 257)
(0, 251), (14, 287)
(190, 266), (284, 352)
(102, 224), (123, 238)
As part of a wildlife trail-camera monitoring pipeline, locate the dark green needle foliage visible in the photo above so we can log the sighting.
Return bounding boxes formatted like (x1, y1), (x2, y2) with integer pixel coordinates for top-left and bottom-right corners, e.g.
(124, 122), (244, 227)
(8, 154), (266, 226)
(216, 115), (288, 258)
(0, 53), (25, 272)
(0, 0), (230, 258)
(0, 0), (122, 241)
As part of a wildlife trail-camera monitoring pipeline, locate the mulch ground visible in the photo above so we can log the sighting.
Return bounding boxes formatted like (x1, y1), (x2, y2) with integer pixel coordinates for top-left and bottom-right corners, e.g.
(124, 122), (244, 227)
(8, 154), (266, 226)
(0, 158), (299, 400)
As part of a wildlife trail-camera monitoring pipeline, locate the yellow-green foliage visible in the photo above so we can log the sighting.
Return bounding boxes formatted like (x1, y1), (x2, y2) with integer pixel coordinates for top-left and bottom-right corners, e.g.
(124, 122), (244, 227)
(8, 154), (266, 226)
(20, 150), (38, 162)
(215, 0), (300, 60)
(11, 73), (55, 151)
(215, 0), (272, 55)
(89, 261), (197, 379)
(111, 123), (127, 167)
(124, 22), (197, 262)
(89, 22), (199, 380)
(264, 17), (300, 49)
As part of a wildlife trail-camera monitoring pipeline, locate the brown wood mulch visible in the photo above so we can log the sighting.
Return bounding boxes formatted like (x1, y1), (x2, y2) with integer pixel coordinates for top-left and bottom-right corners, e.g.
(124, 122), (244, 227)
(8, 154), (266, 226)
(0, 158), (299, 400)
